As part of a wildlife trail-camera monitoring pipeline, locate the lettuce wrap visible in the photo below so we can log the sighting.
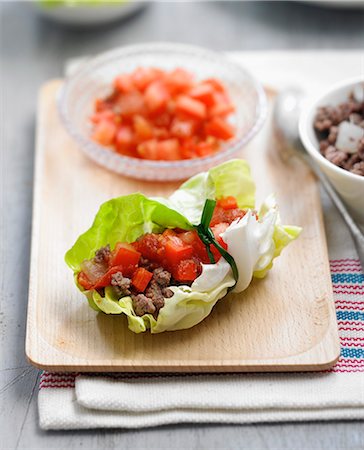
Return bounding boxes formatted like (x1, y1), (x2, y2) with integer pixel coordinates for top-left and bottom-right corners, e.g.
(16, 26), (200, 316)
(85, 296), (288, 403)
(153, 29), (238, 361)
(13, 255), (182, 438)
(65, 160), (301, 333)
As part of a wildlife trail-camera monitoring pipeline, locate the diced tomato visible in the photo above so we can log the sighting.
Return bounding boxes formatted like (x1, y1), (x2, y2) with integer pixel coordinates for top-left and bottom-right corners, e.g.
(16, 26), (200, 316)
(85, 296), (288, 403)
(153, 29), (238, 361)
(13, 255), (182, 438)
(137, 139), (158, 159)
(152, 112), (171, 127)
(210, 206), (246, 227)
(114, 74), (134, 93)
(217, 196), (238, 210)
(115, 126), (135, 154)
(133, 115), (154, 140)
(175, 96), (206, 120)
(116, 91), (146, 116)
(195, 141), (217, 157)
(180, 137), (199, 159)
(189, 83), (215, 107)
(205, 118), (235, 140)
(139, 138), (180, 161)
(204, 78), (225, 92)
(94, 98), (110, 112)
(136, 233), (164, 262)
(110, 243), (141, 276)
(90, 110), (115, 124)
(78, 271), (94, 290)
(131, 267), (153, 292)
(162, 229), (178, 239)
(209, 93), (235, 117)
(178, 231), (193, 245)
(173, 259), (200, 282)
(153, 127), (169, 139)
(165, 68), (194, 94)
(93, 265), (126, 289)
(155, 139), (180, 160)
(132, 67), (163, 91)
(92, 120), (116, 146)
(212, 223), (229, 250)
(144, 81), (169, 114)
(170, 118), (196, 138)
(165, 239), (193, 266)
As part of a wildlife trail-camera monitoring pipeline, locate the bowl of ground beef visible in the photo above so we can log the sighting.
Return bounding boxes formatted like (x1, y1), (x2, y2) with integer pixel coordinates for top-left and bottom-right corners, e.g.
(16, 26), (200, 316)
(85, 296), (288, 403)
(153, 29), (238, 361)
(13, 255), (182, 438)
(299, 77), (364, 224)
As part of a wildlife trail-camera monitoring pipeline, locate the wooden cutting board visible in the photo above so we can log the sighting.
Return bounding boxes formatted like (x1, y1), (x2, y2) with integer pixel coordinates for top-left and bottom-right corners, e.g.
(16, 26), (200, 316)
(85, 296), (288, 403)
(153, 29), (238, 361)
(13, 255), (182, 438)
(25, 80), (340, 372)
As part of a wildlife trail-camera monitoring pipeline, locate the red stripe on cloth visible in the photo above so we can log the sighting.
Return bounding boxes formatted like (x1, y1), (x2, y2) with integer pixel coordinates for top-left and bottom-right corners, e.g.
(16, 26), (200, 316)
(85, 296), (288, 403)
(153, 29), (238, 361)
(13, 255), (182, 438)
(330, 258), (362, 264)
(333, 284), (364, 290)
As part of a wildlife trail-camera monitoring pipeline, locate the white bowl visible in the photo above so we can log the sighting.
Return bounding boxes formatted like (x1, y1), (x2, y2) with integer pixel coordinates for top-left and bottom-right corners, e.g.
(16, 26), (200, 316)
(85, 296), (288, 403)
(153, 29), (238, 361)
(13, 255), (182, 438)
(299, 77), (364, 224)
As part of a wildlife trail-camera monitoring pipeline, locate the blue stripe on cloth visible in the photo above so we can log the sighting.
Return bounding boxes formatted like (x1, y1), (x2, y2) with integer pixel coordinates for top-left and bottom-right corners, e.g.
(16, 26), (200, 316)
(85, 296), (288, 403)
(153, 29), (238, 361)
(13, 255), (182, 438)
(331, 273), (364, 284)
(336, 311), (364, 321)
(341, 348), (364, 359)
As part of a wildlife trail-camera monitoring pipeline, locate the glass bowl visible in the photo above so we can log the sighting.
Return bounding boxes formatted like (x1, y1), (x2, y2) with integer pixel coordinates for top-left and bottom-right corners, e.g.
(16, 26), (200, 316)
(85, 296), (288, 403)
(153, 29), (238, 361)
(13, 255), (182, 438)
(58, 42), (267, 181)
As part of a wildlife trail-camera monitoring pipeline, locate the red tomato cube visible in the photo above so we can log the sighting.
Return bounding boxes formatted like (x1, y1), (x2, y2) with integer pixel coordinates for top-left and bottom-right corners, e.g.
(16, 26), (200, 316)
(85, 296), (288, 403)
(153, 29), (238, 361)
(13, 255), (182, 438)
(115, 126), (135, 153)
(189, 83), (215, 107)
(144, 81), (170, 113)
(116, 91), (146, 116)
(165, 68), (194, 94)
(132, 67), (163, 91)
(155, 139), (181, 160)
(205, 118), (235, 140)
(165, 239), (193, 266)
(173, 259), (200, 282)
(216, 196), (238, 210)
(175, 96), (207, 120)
(110, 243), (141, 276)
(133, 115), (154, 140)
(132, 268), (153, 292)
(170, 118), (197, 138)
(113, 74), (134, 93)
(137, 139), (159, 159)
(92, 120), (116, 146)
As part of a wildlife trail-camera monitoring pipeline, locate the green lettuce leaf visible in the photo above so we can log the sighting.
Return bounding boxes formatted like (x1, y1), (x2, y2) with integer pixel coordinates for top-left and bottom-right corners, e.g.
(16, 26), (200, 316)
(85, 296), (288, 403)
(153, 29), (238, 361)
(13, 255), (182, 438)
(253, 195), (302, 278)
(158, 159), (255, 225)
(65, 193), (193, 272)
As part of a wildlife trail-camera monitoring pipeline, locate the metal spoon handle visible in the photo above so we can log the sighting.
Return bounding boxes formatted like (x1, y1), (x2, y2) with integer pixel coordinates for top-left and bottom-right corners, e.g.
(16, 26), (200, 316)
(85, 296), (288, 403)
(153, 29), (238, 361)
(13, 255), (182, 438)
(303, 153), (364, 269)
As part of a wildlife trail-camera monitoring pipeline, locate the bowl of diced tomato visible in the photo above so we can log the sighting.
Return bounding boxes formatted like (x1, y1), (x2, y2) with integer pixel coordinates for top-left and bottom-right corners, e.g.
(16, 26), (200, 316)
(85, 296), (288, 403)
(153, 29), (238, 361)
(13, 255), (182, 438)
(58, 42), (267, 180)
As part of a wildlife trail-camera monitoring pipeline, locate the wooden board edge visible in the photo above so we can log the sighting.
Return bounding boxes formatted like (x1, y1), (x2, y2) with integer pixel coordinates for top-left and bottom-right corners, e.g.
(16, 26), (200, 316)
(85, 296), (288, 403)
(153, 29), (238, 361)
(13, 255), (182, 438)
(25, 80), (62, 367)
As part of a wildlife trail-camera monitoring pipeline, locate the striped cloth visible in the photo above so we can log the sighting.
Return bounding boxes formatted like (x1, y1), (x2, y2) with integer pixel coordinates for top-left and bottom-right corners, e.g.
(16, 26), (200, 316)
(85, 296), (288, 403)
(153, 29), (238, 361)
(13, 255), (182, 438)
(37, 259), (364, 429)
(330, 259), (364, 372)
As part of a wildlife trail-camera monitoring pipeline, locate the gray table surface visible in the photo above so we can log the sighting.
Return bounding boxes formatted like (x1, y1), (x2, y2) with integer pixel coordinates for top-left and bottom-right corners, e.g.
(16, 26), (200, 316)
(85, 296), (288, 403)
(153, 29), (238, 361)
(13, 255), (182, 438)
(1, 2), (364, 449)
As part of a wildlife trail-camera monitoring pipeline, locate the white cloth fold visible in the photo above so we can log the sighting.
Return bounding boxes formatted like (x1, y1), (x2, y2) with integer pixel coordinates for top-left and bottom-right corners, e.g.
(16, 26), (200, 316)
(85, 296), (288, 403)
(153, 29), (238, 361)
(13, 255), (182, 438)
(39, 374), (364, 430)
(75, 373), (364, 412)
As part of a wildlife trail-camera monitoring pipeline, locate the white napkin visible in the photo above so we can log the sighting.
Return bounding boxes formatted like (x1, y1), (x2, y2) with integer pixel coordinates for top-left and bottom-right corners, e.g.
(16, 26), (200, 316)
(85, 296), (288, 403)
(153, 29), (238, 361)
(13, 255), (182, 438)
(38, 51), (364, 430)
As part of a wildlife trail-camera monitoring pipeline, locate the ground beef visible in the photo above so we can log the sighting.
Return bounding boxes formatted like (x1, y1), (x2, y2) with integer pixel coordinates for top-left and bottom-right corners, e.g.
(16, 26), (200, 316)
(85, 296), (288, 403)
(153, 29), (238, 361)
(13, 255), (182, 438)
(132, 294), (156, 316)
(111, 272), (131, 297)
(319, 139), (329, 154)
(324, 146), (348, 167)
(145, 280), (165, 311)
(162, 287), (174, 298)
(327, 126), (338, 144)
(139, 256), (160, 272)
(153, 267), (171, 287)
(358, 138), (364, 159)
(94, 245), (111, 264)
(351, 161), (364, 176)
(314, 90), (364, 176)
